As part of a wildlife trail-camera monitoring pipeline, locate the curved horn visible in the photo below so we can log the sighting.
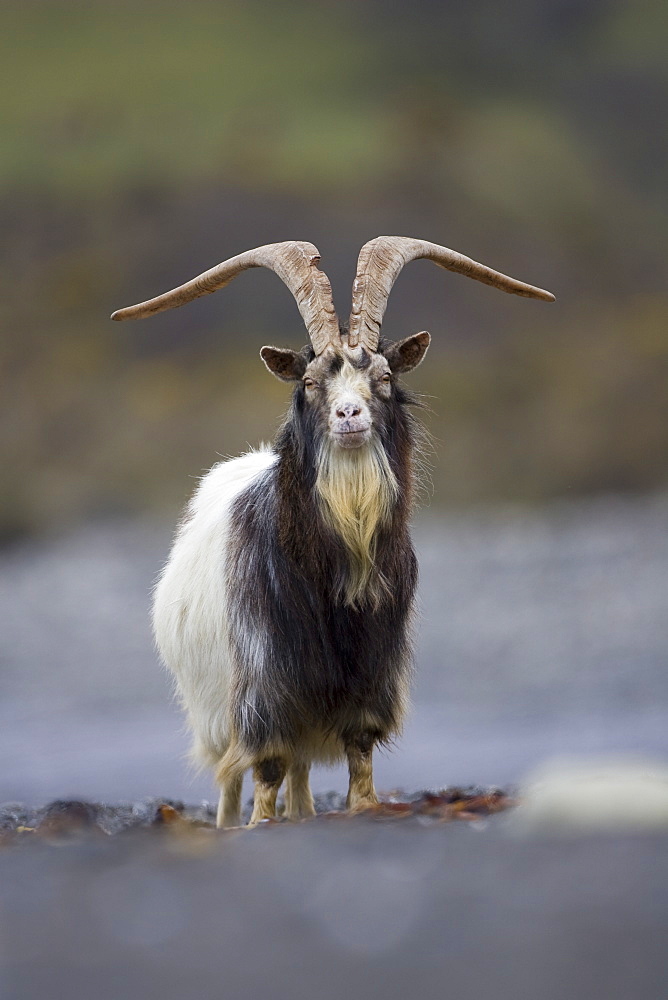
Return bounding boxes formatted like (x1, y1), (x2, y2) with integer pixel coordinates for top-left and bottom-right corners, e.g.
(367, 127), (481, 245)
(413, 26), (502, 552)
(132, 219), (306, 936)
(348, 236), (555, 351)
(111, 241), (341, 356)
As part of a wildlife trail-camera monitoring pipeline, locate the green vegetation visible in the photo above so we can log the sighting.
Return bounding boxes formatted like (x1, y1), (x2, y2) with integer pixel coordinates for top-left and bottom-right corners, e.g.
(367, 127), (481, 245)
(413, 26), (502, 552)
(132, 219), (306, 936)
(1, 2), (387, 196)
(1, 0), (667, 535)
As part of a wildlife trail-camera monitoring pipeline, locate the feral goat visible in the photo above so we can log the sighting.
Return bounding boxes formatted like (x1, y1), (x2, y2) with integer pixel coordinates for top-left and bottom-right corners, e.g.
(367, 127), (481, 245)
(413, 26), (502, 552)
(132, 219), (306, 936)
(112, 237), (553, 826)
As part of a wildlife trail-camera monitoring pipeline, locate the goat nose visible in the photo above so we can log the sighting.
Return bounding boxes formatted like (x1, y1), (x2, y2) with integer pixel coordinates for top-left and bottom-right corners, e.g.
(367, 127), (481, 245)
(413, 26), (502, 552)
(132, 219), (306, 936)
(336, 402), (362, 419)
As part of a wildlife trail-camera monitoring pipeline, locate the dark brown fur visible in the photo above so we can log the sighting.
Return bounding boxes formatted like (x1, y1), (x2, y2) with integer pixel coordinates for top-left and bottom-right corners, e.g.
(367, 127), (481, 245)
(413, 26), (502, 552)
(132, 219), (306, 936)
(225, 340), (427, 763)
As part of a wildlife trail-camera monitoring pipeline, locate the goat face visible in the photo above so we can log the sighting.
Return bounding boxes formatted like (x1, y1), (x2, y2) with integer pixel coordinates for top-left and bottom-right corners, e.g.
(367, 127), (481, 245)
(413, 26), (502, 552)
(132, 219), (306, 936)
(261, 332), (431, 451)
(304, 350), (386, 451)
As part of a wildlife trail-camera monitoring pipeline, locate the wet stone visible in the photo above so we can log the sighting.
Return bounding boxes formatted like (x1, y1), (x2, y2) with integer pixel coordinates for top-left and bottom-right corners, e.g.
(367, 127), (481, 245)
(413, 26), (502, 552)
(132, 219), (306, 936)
(0, 789), (514, 845)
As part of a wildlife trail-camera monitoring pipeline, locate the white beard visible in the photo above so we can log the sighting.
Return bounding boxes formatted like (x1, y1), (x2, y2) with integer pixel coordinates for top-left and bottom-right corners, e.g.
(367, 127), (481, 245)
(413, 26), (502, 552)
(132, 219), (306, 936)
(315, 436), (398, 607)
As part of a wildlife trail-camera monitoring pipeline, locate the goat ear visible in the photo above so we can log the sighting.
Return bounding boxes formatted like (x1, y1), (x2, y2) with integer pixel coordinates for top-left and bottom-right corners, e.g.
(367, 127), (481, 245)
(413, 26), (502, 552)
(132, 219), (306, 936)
(260, 346), (307, 382)
(385, 331), (431, 373)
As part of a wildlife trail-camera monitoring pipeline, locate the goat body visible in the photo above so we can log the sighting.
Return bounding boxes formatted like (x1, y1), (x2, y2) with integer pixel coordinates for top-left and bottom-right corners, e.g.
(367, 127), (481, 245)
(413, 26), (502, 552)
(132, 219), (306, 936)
(153, 348), (423, 826)
(113, 236), (553, 826)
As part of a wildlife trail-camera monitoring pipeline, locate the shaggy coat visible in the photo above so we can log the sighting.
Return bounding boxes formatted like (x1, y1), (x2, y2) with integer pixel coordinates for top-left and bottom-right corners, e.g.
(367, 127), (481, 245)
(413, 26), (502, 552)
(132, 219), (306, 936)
(152, 339), (428, 825)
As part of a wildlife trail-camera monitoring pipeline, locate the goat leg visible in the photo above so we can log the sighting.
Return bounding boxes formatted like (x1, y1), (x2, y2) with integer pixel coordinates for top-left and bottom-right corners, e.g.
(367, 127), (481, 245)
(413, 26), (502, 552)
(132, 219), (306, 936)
(249, 756), (287, 825)
(284, 760), (316, 820)
(345, 731), (380, 812)
(216, 772), (243, 829)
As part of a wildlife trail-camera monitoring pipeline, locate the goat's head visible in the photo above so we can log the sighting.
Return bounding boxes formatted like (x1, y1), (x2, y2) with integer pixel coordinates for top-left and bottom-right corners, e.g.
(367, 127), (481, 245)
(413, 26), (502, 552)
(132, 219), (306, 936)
(260, 334), (430, 450)
(112, 236), (554, 455)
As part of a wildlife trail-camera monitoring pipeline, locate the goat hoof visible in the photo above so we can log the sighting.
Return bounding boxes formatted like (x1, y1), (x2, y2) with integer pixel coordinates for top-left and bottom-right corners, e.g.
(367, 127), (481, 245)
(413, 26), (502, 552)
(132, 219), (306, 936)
(347, 798), (379, 815)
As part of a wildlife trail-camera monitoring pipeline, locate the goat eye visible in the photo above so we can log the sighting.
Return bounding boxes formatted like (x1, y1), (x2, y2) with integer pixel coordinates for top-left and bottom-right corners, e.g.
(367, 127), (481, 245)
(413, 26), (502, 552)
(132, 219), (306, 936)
(303, 378), (315, 388)
(381, 373), (392, 383)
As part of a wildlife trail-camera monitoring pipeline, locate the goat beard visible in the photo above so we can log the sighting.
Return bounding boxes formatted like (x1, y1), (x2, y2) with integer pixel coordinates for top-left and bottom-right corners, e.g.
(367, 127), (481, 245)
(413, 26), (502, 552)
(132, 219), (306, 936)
(315, 436), (398, 608)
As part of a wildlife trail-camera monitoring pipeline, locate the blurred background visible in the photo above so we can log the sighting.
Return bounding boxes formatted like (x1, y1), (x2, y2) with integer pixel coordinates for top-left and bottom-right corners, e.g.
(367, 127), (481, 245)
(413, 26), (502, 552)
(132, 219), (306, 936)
(1, 0), (667, 804)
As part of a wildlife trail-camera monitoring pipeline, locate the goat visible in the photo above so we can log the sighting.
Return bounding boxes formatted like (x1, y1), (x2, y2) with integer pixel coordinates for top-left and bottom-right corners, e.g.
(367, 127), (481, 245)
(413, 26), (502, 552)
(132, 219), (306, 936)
(112, 237), (554, 826)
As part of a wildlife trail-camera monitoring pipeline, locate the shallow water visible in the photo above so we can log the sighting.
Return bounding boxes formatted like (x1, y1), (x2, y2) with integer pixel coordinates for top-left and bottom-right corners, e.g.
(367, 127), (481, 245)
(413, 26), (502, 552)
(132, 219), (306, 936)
(1, 493), (667, 805)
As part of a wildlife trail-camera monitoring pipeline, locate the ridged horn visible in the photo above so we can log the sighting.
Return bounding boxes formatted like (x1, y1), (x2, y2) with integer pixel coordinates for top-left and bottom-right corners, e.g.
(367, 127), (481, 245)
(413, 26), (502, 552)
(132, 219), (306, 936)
(348, 236), (555, 351)
(111, 241), (341, 356)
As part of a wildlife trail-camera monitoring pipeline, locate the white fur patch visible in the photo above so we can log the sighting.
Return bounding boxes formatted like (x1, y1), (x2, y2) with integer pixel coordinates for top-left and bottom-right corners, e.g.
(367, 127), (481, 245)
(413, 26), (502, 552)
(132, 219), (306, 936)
(152, 448), (277, 768)
(327, 365), (372, 407)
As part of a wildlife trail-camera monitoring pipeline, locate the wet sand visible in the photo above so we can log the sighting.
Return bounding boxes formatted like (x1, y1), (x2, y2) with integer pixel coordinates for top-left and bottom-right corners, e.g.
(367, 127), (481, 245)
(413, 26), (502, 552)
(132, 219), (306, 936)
(1, 813), (666, 1000)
